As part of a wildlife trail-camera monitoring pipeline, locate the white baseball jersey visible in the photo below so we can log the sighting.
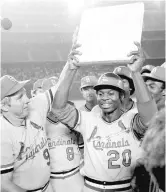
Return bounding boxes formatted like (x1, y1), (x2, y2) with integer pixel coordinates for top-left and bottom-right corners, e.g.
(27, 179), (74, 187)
(74, 111), (142, 182)
(0, 88), (55, 190)
(91, 104), (101, 113)
(79, 104), (91, 112)
(52, 103), (145, 182)
(46, 117), (82, 173)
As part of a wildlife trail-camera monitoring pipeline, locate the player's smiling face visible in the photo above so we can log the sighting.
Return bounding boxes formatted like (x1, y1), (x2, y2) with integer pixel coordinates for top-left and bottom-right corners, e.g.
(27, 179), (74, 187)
(97, 88), (121, 113)
(8, 88), (30, 119)
(81, 86), (96, 102)
(145, 79), (165, 104)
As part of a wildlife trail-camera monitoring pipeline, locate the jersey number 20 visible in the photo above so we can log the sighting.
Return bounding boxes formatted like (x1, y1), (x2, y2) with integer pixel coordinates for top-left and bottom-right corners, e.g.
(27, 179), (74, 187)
(66, 147), (74, 161)
(107, 149), (131, 169)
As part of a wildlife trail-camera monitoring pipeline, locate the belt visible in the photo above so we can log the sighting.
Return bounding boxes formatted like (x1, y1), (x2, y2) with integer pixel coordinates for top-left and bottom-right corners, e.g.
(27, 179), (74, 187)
(26, 180), (49, 192)
(85, 176), (132, 191)
(51, 166), (79, 179)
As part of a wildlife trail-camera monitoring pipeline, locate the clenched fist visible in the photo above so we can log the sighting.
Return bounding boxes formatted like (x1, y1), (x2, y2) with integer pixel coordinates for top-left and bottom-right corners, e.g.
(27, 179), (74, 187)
(67, 27), (82, 70)
(127, 41), (145, 72)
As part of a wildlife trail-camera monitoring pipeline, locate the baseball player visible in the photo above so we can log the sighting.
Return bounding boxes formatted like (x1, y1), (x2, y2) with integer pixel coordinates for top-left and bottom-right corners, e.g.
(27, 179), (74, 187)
(142, 66), (165, 110)
(79, 75), (98, 157)
(0, 43), (78, 191)
(113, 66), (136, 113)
(79, 76), (98, 112)
(0, 76), (54, 192)
(46, 105), (84, 192)
(42, 78), (84, 192)
(92, 66), (137, 114)
(49, 41), (158, 192)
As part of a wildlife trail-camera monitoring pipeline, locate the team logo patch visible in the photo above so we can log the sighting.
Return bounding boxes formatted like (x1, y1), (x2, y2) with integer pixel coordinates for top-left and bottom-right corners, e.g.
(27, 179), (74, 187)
(17, 142), (25, 161)
(87, 126), (101, 142)
(118, 120), (130, 133)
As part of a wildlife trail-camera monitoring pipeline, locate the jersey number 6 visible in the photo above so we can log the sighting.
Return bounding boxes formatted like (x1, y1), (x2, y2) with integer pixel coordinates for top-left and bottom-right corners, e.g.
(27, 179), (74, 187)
(107, 149), (131, 169)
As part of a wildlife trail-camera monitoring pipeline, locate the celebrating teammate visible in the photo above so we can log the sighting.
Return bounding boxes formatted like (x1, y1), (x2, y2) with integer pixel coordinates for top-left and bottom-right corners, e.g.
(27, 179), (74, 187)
(92, 66), (136, 114)
(113, 66), (136, 113)
(142, 66), (165, 110)
(79, 76), (97, 112)
(79, 75), (97, 165)
(0, 42), (79, 191)
(50, 37), (157, 192)
(43, 78), (84, 192)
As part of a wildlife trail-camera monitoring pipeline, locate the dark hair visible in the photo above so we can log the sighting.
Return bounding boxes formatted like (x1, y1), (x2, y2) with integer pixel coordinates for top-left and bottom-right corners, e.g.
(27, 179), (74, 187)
(96, 85), (124, 95)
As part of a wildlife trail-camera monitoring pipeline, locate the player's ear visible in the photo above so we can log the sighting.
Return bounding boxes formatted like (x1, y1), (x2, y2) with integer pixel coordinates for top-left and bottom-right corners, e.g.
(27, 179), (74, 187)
(79, 87), (83, 93)
(1, 97), (10, 112)
(31, 90), (35, 98)
(119, 91), (125, 103)
(161, 84), (165, 96)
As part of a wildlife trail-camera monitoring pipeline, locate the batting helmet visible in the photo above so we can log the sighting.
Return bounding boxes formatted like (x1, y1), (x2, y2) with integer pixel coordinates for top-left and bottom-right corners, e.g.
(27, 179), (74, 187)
(94, 72), (125, 93)
(142, 66), (165, 83)
(80, 76), (97, 89)
(113, 66), (135, 95)
(141, 65), (155, 75)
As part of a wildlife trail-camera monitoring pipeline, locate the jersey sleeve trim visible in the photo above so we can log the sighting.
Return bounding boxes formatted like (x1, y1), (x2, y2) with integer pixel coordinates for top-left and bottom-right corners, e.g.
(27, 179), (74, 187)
(72, 109), (80, 131)
(131, 113), (147, 140)
(78, 142), (84, 149)
(47, 116), (59, 124)
(0, 163), (14, 174)
(62, 108), (79, 130)
(45, 89), (54, 112)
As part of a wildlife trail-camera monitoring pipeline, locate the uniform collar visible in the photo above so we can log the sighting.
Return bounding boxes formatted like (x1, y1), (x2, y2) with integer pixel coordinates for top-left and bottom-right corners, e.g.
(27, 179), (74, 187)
(3, 113), (26, 127)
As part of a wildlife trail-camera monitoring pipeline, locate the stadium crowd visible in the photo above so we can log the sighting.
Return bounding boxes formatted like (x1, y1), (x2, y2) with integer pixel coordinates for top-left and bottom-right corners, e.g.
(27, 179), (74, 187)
(1, 62), (113, 82)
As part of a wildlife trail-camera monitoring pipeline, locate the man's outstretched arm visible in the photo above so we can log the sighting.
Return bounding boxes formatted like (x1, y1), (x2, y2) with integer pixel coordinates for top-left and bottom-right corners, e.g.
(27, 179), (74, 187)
(50, 29), (82, 129)
(52, 30), (81, 111)
(127, 42), (158, 138)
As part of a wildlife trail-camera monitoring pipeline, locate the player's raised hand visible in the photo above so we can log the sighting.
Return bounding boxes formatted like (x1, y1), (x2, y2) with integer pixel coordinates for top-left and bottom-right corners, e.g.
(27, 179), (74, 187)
(67, 27), (82, 70)
(127, 41), (145, 72)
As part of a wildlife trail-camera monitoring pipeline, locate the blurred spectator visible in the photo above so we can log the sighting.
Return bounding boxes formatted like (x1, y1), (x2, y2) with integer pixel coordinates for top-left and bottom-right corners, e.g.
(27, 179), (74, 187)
(142, 109), (165, 192)
(132, 109), (165, 192)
